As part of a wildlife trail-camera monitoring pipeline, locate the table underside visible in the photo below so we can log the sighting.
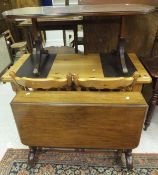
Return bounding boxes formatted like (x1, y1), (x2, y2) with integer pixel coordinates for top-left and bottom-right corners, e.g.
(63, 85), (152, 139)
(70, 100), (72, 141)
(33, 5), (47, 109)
(2, 4), (155, 19)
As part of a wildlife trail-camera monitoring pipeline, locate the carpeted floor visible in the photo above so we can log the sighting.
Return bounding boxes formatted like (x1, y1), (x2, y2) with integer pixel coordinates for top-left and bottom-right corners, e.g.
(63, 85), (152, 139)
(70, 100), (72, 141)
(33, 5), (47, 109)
(0, 149), (158, 175)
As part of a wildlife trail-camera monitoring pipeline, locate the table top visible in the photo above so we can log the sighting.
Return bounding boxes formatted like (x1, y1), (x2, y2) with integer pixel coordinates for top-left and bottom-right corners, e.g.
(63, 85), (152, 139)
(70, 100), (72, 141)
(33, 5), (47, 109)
(14, 91), (146, 105)
(1, 53), (151, 84)
(79, 0), (158, 6)
(2, 4), (155, 19)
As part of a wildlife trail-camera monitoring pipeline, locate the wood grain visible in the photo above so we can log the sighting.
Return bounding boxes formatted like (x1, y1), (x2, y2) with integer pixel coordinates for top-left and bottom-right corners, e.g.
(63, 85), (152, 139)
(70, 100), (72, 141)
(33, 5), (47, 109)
(49, 54), (104, 79)
(129, 53), (151, 84)
(9, 71), (72, 90)
(2, 4), (155, 19)
(12, 91), (147, 104)
(83, 13), (158, 56)
(11, 91), (147, 149)
(11, 0), (41, 8)
(72, 72), (139, 90)
(1, 53), (151, 87)
(79, 0), (158, 56)
(1, 54), (29, 82)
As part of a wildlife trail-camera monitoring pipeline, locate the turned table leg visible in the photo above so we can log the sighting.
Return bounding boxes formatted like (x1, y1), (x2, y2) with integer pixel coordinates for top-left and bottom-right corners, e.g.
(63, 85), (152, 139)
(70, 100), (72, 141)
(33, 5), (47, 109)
(144, 79), (158, 130)
(118, 16), (128, 74)
(125, 149), (133, 171)
(116, 149), (123, 165)
(75, 148), (85, 152)
(74, 25), (78, 54)
(28, 146), (38, 167)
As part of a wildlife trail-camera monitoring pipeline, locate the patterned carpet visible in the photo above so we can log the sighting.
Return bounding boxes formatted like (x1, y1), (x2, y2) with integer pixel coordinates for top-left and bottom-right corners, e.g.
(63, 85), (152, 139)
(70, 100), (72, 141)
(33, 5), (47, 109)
(0, 149), (158, 175)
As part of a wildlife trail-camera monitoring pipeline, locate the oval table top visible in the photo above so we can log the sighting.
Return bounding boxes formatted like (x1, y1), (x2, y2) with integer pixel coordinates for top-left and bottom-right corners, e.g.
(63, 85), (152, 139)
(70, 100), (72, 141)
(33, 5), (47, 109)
(2, 4), (156, 19)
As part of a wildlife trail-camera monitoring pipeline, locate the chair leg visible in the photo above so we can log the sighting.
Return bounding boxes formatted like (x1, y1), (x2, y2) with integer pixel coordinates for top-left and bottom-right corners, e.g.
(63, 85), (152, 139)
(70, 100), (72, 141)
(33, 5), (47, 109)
(10, 48), (15, 62)
(74, 26), (78, 53)
(116, 149), (123, 165)
(75, 148), (85, 152)
(63, 30), (66, 46)
(19, 48), (24, 57)
(144, 79), (158, 130)
(25, 46), (29, 53)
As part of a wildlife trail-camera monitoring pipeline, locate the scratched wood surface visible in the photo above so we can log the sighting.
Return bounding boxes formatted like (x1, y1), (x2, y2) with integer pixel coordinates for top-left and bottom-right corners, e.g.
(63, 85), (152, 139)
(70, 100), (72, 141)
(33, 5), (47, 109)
(49, 54), (104, 79)
(11, 91), (147, 149)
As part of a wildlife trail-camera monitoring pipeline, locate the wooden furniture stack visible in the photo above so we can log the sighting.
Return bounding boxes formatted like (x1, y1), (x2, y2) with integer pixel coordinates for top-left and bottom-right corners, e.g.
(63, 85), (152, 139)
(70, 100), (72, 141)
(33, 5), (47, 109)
(1, 2), (156, 171)
(3, 30), (28, 59)
(1, 53), (151, 170)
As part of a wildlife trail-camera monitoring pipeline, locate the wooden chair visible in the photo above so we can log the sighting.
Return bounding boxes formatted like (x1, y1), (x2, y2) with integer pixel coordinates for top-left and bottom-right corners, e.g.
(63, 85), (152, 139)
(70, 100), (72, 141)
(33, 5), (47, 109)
(3, 30), (29, 58)
(140, 29), (158, 130)
(73, 72), (140, 91)
(9, 71), (72, 91)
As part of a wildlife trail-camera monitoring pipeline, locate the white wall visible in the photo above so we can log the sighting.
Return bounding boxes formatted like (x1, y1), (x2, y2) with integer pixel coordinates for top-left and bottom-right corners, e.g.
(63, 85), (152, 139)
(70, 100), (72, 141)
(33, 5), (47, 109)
(53, 0), (78, 5)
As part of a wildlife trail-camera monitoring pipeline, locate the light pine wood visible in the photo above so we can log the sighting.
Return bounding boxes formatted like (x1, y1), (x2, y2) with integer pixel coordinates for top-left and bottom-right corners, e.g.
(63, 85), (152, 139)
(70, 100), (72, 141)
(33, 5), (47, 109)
(132, 84), (143, 92)
(49, 53), (151, 84)
(11, 91), (147, 149)
(1, 54), (29, 82)
(129, 53), (152, 84)
(73, 72), (140, 91)
(9, 71), (72, 90)
(49, 54), (104, 79)
(1, 53), (151, 89)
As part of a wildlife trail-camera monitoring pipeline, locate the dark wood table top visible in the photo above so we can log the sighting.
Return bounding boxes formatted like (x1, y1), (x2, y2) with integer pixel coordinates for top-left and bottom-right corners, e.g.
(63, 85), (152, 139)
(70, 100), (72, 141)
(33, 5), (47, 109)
(2, 4), (155, 19)
(79, 0), (158, 6)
